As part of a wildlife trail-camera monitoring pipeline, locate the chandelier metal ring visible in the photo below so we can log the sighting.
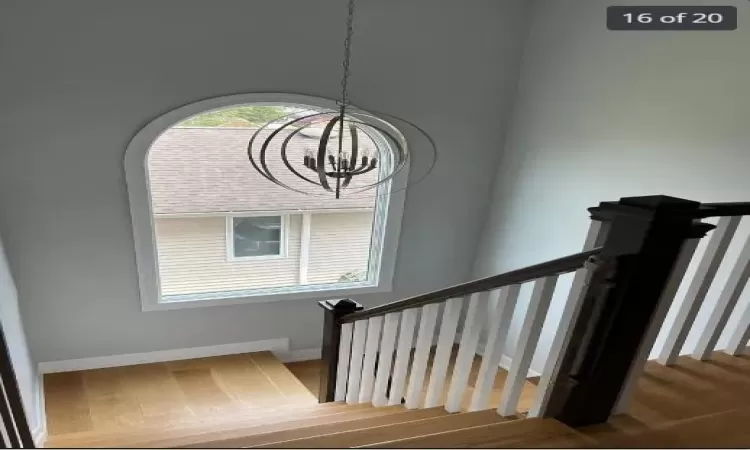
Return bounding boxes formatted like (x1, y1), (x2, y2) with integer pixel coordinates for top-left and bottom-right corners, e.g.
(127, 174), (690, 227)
(247, 0), (436, 199)
(247, 109), (416, 198)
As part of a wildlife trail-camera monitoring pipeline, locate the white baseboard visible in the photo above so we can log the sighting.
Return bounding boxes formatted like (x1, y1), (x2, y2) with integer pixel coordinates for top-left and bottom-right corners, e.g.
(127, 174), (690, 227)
(498, 354), (541, 378)
(38, 338), (290, 374)
(32, 423), (47, 448)
(475, 339), (541, 378)
(275, 347), (322, 363)
(32, 380), (47, 447)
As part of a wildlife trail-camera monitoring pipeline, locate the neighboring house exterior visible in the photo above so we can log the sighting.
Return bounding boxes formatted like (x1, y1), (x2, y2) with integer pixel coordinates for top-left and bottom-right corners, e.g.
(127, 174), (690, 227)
(148, 127), (377, 297)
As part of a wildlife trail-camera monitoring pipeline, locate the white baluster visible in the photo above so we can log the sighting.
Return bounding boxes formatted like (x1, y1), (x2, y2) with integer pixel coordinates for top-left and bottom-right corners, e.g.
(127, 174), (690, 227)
(388, 308), (418, 405)
(404, 303), (440, 409)
(445, 291), (488, 413)
(470, 285), (521, 411)
(657, 216), (741, 365)
(359, 316), (383, 403)
(529, 220), (610, 417)
(335, 322), (354, 401)
(0, 379), (14, 449)
(424, 297), (463, 408)
(693, 229), (750, 360)
(498, 275), (558, 417)
(614, 237), (700, 414)
(725, 303), (750, 356)
(0, 377), (19, 450)
(372, 312), (400, 406)
(346, 319), (368, 404)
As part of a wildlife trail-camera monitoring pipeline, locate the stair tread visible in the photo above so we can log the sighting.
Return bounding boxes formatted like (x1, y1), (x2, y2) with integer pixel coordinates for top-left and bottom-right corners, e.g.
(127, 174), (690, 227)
(363, 417), (589, 448)
(583, 407), (750, 448)
(45, 402), (373, 448)
(256, 409), (511, 448)
(195, 406), (447, 448)
(250, 352), (318, 404)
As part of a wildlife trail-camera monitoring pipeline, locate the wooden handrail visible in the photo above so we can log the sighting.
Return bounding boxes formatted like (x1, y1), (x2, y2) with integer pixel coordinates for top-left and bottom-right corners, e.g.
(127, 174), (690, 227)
(339, 248), (601, 323)
(694, 202), (750, 218)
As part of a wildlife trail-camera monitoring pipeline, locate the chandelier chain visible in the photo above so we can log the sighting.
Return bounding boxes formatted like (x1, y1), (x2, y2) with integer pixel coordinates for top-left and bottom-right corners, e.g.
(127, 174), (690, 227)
(339, 0), (356, 112)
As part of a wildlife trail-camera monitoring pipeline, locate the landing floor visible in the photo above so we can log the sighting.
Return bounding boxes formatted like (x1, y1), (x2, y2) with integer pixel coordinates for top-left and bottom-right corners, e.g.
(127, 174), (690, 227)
(43, 352), (316, 445)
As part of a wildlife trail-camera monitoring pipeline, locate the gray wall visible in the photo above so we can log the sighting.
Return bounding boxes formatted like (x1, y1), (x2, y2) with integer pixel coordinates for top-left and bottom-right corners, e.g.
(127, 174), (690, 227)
(473, 0), (750, 372)
(0, 0), (531, 362)
(0, 234), (41, 433)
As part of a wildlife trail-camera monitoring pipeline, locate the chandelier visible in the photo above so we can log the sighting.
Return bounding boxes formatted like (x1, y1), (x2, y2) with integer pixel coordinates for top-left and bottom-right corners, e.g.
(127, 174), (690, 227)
(247, 0), (436, 199)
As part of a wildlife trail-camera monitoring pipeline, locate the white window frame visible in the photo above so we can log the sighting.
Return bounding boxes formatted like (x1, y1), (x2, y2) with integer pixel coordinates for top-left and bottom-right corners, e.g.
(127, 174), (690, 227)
(124, 93), (408, 311)
(226, 214), (289, 261)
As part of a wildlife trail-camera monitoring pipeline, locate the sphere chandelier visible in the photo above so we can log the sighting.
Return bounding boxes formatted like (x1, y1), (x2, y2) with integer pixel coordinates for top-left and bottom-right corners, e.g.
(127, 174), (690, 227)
(248, 0), (436, 199)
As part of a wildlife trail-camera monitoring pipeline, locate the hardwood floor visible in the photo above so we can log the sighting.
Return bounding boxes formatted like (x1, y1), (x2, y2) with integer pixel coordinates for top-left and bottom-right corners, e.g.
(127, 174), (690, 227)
(44, 346), (750, 447)
(43, 352), (316, 445)
(285, 360), (321, 397)
(361, 352), (750, 448)
(579, 352), (750, 447)
(43, 347), (536, 447)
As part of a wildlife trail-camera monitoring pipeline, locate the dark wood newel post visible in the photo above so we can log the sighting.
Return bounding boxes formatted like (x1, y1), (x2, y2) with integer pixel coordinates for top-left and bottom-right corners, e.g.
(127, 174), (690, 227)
(318, 298), (363, 403)
(545, 195), (712, 427)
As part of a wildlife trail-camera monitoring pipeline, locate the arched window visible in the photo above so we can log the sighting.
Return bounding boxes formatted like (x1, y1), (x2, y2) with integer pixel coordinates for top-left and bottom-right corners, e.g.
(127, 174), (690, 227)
(125, 94), (406, 310)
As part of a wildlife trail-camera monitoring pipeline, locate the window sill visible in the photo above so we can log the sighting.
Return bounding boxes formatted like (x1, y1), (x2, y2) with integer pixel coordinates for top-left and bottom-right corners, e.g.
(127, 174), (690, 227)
(142, 281), (391, 311)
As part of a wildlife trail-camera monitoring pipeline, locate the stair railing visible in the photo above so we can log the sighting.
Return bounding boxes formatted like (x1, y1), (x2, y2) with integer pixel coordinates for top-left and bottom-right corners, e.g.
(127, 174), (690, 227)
(660, 201), (750, 361)
(318, 195), (726, 429)
(318, 248), (600, 415)
(614, 201), (750, 415)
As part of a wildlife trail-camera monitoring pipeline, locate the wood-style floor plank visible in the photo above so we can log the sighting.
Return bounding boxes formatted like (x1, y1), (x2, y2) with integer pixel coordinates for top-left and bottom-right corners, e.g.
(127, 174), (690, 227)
(82, 368), (143, 431)
(363, 417), (591, 448)
(250, 352), (318, 404)
(44, 372), (94, 435)
(257, 409), (508, 448)
(209, 354), (285, 409)
(172, 368), (241, 418)
(117, 362), (192, 426)
(285, 360), (321, 397)
(186, 406), (433, 448)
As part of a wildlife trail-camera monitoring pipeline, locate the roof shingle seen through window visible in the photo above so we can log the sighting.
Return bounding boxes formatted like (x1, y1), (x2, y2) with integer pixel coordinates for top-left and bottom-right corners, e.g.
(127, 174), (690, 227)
(147, 128), (378, 215)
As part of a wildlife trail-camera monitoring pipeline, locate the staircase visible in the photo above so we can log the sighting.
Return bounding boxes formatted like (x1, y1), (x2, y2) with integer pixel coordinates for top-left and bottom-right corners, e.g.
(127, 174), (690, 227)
(42, 349), (533, 448)
(198, 351), (750, 449)
(38, 196), (750, 448)
(46, 348), (750, 448)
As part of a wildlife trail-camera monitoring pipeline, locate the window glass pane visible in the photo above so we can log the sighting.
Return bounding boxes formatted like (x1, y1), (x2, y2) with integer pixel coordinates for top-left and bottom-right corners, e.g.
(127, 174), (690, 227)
(146, 104), (383, 297)
(233, 216), (282, 257)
